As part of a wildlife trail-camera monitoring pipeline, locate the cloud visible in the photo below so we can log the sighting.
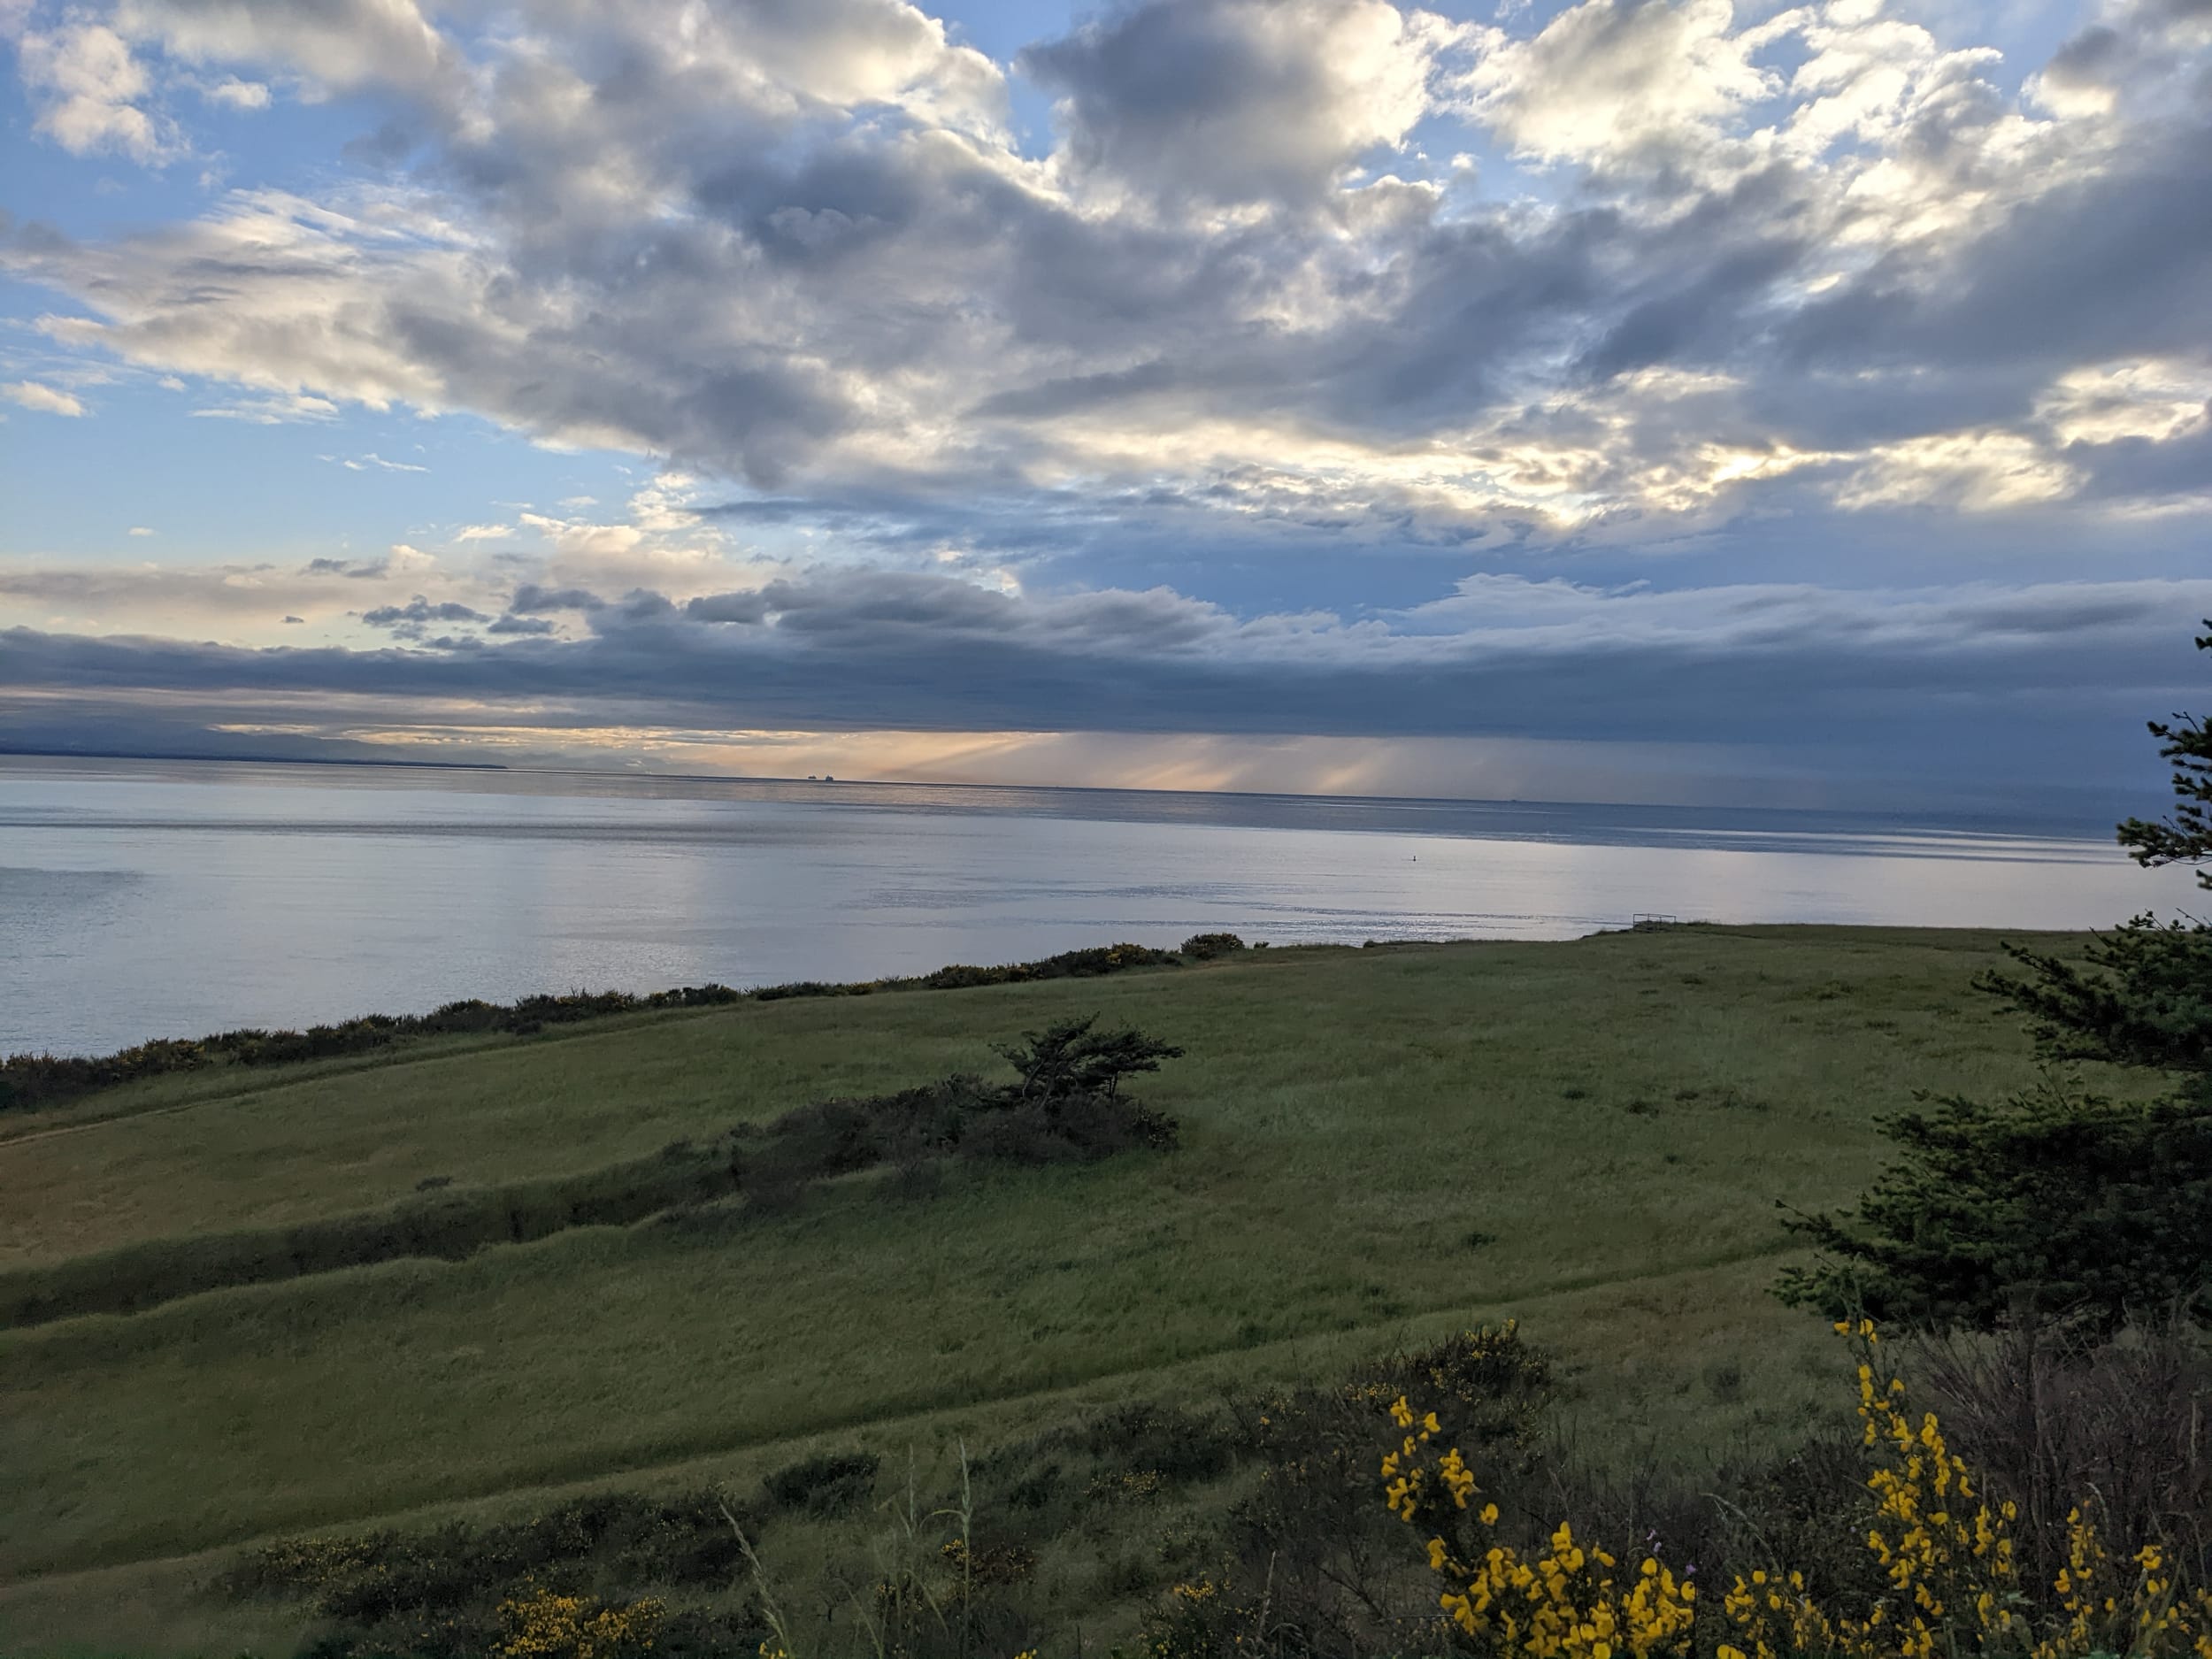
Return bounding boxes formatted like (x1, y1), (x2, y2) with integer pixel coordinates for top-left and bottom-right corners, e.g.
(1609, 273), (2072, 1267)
(4, 0), (2200, 542)
(4, 380), (89, 417)
(116, 0), (461, 103)
(0, 0), (2205, 814)
(203, 74), (268, 109)
(12, 560), (2207, 737)
(188, 389), (342, 424)
(1453, 0), (1784, 172)
(1023, 0), (1455, 208)
(510, 583), (609, 614)
(304, 556), (388, 579)
(127, 525), (155, 536)
(16, 19), (178, 163)
(322, 450), (428, 472)
(357, 594), (493, 641)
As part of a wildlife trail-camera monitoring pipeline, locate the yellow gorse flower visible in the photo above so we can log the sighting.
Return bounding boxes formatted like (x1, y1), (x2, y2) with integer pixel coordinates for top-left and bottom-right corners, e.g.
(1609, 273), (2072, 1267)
(1717, 1323), (2212, 1659)
(1388, 1317), (2212, 1659)
(1382, 1333), (1694, 1659)
(495, 1584), (665, 1659)
(1425, 1517), (1696, 1659)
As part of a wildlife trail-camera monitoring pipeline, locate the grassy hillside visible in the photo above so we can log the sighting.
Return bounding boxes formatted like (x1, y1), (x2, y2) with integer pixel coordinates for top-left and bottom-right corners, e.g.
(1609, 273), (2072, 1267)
(0, 926), (2115, 1655)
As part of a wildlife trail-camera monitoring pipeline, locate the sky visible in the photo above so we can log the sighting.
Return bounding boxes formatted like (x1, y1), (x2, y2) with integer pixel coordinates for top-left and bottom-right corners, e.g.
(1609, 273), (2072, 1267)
(1, 0), (2208, 818)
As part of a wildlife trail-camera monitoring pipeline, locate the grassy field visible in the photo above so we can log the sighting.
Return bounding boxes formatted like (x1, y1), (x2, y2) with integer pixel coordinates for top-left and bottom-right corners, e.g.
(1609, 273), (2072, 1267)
(0, 926), (2119, 1655)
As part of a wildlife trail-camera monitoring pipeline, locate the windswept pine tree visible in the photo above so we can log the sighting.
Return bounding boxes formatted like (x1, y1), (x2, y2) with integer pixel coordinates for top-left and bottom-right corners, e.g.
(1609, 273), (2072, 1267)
(1781, 623), (2212, 1330)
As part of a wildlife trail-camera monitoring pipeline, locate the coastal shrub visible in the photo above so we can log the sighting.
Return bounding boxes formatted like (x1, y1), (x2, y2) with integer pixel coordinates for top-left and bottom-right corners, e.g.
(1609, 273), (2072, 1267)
(1381, 1320), (2212, 1659)
(762, 1450), (881, 1517)
(994, 1016), (1185, 1101)
(747, 1018), (1184, 1188)
(494, 1584), (665, 1659)
(1776, 1078), (2212, 1330)
(912, 941), (1180, 988)
(225, 1486), (749, 1655)
(1176, 1324), (1558, 1655)
(1179, 932), (1248, 960)
(0, 987), (737, 1112)
(3, 1022), (1184, 1328)
(227, 1317), (2212, 1659)
(0, 1146), (742, 1328)
(1909, 1317), (2212, 1587)
(0, 942), (1190, 1114)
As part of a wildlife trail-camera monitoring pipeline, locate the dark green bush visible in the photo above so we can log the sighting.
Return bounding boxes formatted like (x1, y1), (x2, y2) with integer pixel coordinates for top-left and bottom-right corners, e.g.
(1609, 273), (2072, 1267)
(760, 1449), (881, 1516)
(1778, 1078), (2212, 1330)
(1179, 933), (1247, 960)
(232, 1489), (757, 1659)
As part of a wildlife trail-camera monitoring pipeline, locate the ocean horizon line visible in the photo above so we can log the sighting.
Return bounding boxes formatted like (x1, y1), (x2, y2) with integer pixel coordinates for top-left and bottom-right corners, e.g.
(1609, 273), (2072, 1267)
(0, 747), (2130, 842)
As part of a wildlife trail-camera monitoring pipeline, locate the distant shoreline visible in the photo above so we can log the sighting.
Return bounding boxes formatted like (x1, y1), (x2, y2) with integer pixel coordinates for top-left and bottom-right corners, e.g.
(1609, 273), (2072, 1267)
(0, 746), (509, 772)
(0, 745), (2127, 839)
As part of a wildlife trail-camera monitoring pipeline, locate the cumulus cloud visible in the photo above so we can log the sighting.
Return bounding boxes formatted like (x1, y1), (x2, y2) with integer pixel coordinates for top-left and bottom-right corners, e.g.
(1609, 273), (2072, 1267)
(115, 0), (461, 103)
(202, 75), (267, 109)
(16, 19), (178, 162)
(1452, 0), (1785, 171)
(3, 0), (2201, 536)
(1024, 0), (1455, 208)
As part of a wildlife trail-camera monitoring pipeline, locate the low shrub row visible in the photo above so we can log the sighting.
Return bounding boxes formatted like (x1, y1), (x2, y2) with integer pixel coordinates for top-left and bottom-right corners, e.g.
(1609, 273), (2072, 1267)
(0, 987), (745, 1115)
(0, 940), (1233, 1115)
(0, 1142), (741, 1327)
(1, 1018), (1186, 1329)
(227, 1486), (764, 1659)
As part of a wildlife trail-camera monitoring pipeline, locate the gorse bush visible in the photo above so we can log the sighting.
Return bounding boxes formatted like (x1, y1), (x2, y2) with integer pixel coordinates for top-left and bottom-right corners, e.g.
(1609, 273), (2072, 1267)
(1138, 1325), (1561, 1659)
(230, 1488), (755, 1658)
(494, 1584), (666, 1659)
(1907, 1320), (2212, 1595)
(1380, 1320), (2212, 1659)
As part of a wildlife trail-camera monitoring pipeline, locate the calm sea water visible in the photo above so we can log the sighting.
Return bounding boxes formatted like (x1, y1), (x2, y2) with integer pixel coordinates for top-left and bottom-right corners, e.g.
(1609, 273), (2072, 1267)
(1, 756), (2195, 1056)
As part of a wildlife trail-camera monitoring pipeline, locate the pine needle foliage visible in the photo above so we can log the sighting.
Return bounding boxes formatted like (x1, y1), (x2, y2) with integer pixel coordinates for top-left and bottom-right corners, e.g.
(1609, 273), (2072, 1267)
(1780, 622), (2212, 1331)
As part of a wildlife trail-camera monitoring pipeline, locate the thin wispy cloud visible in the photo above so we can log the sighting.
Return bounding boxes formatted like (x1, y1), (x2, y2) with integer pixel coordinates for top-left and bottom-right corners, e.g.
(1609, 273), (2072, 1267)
(4, 379), (88, 417)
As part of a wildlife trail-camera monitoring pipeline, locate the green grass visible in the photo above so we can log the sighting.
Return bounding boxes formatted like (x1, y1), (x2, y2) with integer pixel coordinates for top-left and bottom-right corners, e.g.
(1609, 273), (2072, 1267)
(0, 926), (2117, 1653)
